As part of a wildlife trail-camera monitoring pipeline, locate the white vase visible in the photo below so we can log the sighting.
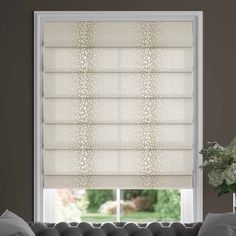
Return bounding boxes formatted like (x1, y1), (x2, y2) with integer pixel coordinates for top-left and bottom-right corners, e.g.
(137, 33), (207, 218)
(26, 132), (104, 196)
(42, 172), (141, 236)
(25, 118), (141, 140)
(234, 193), (236, 212)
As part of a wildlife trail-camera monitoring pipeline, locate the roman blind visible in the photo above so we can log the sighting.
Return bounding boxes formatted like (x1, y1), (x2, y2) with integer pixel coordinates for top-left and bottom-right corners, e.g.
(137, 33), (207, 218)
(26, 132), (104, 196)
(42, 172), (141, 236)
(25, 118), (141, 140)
(43, 21), (193, 189)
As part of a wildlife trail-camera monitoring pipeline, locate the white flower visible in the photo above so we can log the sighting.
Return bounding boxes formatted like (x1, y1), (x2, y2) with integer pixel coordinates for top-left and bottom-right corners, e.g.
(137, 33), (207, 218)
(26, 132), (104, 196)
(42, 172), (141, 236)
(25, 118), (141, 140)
(224, 163), (236, 185)
(208, 169), (225, 187)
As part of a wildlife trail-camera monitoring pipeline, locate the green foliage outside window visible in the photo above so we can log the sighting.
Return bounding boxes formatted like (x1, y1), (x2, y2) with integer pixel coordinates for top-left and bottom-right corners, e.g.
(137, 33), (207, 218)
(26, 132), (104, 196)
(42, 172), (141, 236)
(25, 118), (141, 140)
(86, 189), (115, 212)
(154, 190), (180, 220)
(123, 190), (157, 211)
(85, 189), (180, 221)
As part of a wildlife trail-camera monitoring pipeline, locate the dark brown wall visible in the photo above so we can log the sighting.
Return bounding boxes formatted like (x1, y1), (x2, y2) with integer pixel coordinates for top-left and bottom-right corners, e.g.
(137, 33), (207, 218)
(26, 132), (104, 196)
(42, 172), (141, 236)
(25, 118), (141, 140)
(0, 0), (236, 221)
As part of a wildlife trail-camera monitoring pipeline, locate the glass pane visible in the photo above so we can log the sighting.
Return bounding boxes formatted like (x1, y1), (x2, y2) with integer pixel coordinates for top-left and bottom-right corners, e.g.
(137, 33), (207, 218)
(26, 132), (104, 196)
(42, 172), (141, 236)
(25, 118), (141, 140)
(120, 189), (180, 222)
(43, 189), (116, 222)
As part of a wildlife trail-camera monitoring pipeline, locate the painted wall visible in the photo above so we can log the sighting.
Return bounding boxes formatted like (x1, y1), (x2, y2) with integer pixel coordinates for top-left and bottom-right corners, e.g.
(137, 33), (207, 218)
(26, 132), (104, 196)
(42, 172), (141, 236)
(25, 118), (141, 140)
(0, 0), (235, 221)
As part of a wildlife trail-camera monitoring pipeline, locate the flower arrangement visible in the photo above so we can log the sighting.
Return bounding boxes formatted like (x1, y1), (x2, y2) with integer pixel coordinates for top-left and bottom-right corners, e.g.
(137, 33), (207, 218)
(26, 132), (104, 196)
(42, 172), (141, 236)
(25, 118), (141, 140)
(200, 137), (236, 196)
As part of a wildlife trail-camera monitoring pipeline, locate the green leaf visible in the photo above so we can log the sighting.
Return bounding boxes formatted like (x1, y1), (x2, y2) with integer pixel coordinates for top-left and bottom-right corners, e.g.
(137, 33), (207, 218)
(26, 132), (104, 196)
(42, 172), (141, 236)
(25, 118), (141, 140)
(229, 183), (236, 193)
(217, 182), (230, 197)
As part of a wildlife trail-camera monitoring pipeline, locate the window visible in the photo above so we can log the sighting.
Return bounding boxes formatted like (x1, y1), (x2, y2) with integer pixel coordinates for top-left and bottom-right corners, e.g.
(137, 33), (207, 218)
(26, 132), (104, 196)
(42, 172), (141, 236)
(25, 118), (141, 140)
(43, 189), (182, 223)
(35, 11), (203, 223)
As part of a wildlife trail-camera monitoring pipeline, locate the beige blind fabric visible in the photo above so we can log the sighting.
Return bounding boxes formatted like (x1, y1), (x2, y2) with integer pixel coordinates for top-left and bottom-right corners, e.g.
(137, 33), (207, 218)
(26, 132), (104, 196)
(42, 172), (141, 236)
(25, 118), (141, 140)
(43, 21), (193, 189)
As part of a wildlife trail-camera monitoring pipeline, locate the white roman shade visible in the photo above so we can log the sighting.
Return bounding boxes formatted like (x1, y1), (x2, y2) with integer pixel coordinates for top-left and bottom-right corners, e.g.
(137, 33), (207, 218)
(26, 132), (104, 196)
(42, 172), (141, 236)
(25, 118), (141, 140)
(43, 21), (194, 189)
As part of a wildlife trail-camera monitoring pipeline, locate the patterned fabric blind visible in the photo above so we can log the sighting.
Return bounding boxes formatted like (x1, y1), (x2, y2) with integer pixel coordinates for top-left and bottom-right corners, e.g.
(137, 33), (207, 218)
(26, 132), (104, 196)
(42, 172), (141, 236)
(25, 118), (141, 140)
(43, 21), (193, 189)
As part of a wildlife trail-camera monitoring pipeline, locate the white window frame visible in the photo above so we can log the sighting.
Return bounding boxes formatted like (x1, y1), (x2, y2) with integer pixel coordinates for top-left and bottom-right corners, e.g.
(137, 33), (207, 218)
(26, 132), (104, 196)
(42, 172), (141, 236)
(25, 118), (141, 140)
(34, 11), (203, 222)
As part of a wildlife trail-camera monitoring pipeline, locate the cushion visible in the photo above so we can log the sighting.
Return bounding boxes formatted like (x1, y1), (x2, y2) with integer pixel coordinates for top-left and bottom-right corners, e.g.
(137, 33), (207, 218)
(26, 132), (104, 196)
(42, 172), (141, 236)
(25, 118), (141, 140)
(0, 210), (35, 236)
(215, 225), (236, 236)
(198, 213), (236, 236)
